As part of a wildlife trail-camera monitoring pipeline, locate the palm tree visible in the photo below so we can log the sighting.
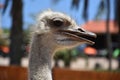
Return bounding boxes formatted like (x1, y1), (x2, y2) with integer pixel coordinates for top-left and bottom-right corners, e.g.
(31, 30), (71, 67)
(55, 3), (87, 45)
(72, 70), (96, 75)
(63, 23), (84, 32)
(114, 0), (120, 69)
(105, 0), (112, 70)
(3, 0), (24, 65)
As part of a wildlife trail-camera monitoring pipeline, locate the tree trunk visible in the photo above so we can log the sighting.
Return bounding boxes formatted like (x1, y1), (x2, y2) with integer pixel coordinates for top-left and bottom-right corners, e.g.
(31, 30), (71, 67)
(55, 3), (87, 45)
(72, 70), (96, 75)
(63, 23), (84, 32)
(9, 0), (23, 66)
(106, 0), (112, 70)
(114, 0), (120, 69)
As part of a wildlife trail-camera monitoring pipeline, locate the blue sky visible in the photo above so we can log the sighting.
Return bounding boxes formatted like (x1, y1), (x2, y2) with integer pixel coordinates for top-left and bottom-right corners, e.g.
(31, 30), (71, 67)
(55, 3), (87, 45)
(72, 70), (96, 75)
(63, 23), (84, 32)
(1, 0), (114, 29)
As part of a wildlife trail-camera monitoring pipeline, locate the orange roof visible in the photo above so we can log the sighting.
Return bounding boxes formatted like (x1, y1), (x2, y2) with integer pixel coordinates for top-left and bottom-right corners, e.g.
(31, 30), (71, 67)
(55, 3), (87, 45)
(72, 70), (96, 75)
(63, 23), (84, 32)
(82, 20), (119, 34)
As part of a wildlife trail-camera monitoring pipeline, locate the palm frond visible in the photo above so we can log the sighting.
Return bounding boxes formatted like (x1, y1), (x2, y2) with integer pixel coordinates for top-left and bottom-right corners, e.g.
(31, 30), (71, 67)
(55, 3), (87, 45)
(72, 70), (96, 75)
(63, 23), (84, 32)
(71, 0), (80, 10)
(82, 0), (88, 21)
(52, 0), (61, 4)
(2, 0), (9, 14)
(94, 0), (105, 20)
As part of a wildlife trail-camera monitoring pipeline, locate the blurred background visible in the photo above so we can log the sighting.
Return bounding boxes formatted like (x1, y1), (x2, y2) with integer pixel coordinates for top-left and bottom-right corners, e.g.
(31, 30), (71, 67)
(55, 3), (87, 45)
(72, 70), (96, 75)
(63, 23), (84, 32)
(0, 0), (120, 80)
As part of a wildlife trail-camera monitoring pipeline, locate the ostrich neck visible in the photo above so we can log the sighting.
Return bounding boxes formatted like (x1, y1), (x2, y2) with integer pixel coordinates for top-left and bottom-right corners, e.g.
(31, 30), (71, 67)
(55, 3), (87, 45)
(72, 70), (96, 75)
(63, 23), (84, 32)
(29, 35), (53, 80)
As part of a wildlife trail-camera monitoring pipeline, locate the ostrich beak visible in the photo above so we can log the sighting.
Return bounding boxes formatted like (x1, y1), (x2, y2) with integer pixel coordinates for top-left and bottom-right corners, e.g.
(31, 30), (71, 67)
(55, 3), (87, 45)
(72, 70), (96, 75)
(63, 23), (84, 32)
(58, 27), (97, 45)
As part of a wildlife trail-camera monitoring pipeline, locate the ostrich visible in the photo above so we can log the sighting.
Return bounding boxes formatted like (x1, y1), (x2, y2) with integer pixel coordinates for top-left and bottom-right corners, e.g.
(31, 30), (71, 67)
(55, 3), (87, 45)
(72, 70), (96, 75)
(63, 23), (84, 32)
(29, 10), (96, 80)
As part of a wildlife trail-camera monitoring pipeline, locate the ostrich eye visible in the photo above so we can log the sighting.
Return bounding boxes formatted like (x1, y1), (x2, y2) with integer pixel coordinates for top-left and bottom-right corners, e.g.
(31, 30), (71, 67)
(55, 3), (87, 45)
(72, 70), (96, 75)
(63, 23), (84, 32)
(52, 18), (64, 27)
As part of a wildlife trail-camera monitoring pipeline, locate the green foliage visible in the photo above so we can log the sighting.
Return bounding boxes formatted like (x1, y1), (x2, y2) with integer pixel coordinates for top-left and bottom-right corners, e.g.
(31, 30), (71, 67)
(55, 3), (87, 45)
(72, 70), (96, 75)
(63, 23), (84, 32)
(23, 29), (31, 44)
(54, 48), (80, 67)
(0, 28), (10, 46)
(0, 37), (8, 46)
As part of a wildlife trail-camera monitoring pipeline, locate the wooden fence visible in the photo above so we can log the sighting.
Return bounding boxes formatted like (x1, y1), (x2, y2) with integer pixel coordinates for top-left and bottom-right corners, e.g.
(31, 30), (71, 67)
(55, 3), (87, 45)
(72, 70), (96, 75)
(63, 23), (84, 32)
(0, 66), (120, 80)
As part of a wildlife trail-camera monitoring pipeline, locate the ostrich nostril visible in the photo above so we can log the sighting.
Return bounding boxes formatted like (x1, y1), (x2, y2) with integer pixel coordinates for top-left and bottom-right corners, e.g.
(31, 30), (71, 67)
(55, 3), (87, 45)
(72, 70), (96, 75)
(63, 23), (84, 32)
(78, 28), (85, 32)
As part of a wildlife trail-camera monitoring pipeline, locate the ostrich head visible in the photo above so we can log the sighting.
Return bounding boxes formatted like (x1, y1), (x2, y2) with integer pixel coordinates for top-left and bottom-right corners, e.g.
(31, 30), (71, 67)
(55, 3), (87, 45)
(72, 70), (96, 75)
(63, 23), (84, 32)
(29, 10), (96, 80)
(34, 10), (96, 53)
